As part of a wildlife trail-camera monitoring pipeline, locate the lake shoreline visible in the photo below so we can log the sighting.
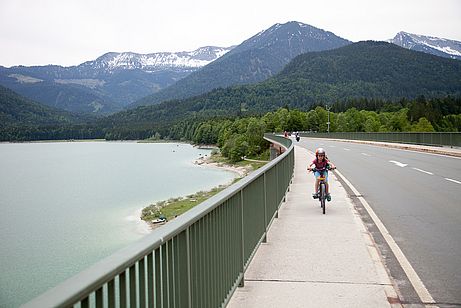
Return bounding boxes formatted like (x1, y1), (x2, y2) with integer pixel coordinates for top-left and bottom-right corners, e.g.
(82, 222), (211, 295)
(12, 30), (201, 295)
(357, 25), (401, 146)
(0, 138), (218, 145)
(193, 155), (250, 177)
(140, 154), (253, 231)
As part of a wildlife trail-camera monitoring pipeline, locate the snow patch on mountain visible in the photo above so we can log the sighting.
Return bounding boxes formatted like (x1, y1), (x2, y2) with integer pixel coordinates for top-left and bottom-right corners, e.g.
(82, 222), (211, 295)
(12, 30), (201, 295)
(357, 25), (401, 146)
(432, 45), (461, 57)
(55, 78), (105, 89)
(389, 32), (461, 59)
(81, 46), (233, 73)
(8, 74), (43, 84)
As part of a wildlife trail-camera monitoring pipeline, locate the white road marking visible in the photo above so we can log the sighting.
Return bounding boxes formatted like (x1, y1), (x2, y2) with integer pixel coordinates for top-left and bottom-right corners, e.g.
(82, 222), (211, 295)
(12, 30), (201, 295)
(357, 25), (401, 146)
(389, 160), (408, 167)
(334, 169), (436, 305)
(343, 148), (351, 151)
(412, 168), (433, 175)
(445, 178), (461, 184)
(361, 153), (370, 156)
(329, 145), (336, 148)
(382, 145), (461, 160)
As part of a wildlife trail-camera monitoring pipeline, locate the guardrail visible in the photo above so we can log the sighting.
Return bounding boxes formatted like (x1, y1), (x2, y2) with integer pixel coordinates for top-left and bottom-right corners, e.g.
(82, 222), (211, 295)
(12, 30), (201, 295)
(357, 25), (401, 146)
(299, 132), (461, 147)
(22, 134), (294, 308)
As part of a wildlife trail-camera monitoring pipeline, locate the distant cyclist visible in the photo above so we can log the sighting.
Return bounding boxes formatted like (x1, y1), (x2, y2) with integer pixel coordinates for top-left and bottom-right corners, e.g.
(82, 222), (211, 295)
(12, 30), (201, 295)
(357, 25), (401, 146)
(307, 148), (336, 201)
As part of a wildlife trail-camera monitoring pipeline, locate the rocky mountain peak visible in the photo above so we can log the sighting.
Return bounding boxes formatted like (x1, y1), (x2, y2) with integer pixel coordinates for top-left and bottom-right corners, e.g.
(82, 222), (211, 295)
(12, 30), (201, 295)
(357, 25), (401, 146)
(228, 21), (350, 57)
(389, 32), (461, 60)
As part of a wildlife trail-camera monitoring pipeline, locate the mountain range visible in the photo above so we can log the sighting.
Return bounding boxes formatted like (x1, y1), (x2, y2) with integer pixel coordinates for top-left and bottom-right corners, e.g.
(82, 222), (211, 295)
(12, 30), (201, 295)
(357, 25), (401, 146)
(2, 22), (461, 117)
(98, 41), (461, 139)
(0, 46), (232, 114)
(131, 22), (351, 108)
(389, 31), (461, 60)
(78, 46), (232, 73)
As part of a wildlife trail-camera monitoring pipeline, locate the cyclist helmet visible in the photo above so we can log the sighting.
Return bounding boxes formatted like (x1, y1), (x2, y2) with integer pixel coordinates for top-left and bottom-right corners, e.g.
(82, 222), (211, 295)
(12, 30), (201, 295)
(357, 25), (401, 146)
(315, 148), (326, 156)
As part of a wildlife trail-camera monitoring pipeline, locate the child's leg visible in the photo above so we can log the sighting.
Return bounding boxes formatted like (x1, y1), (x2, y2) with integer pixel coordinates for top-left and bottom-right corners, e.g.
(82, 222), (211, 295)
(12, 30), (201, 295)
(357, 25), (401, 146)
(314, 178), (319, 193)
(326, 182), (329, 194)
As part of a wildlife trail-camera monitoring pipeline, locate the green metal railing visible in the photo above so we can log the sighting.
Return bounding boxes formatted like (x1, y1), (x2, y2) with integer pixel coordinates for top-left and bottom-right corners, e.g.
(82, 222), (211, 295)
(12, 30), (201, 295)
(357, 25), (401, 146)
(299, 132), (461, 147)
(22, 134), (294, 308)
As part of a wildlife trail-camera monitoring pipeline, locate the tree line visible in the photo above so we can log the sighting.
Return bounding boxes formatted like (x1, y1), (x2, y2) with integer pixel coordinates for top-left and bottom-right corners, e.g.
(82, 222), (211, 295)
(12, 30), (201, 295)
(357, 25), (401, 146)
(2, 97), (460, 157)
(166, 96), (461, 161)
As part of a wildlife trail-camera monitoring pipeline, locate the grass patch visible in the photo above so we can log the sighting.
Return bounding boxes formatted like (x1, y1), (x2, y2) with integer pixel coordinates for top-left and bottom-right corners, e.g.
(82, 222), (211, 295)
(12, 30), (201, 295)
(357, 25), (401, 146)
(210, 152), (267, 171)
(141, 181), (238, 223)
(140, 151), (268, 226)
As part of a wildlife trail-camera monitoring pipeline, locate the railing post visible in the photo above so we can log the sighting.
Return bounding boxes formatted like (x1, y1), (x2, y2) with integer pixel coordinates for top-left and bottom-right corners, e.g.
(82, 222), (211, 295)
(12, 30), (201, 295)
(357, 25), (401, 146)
(263, 172), (267, 243)
(155, 249), (161, 307)
(187, 228), (192, 308)
(176, 228), (191, 308)
(147, 253), (153, 308)
(239, 189), (245, 287)
(109, 279), (115, 308)
(139, 258), (145, 308)
(283, 157), (287, 202)
(120, 271), (127, 308)
(129, 264), (136, 307)
(275, 164), (279, 218)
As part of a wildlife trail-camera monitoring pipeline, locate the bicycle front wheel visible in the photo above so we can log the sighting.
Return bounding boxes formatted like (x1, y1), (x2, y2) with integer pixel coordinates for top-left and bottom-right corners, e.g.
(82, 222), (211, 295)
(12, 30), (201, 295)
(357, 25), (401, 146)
(320, 183), (326, 214)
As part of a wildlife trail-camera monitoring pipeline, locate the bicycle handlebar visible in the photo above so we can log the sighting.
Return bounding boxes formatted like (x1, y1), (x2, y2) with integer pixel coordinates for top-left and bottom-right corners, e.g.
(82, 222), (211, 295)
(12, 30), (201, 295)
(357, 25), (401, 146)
(308, 166), (336, 172)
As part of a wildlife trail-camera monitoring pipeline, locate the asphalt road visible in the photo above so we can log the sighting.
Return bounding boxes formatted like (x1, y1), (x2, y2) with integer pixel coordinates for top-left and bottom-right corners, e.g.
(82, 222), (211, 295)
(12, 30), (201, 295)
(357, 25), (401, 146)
(298, 138), (461, 306)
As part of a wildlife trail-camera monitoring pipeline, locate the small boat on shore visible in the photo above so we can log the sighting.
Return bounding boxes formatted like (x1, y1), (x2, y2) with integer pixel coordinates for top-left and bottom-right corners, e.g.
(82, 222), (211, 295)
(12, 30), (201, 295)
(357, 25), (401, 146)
(151, 216), (167, 224)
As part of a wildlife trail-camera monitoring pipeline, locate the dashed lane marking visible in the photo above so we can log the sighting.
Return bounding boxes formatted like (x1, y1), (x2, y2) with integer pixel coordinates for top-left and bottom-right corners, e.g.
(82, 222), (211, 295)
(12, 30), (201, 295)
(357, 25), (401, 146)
(445, 178), (461, 185)
(361, 153), (371, 156)
(412, 168), (434, 175)
(344, 148), (351, 151)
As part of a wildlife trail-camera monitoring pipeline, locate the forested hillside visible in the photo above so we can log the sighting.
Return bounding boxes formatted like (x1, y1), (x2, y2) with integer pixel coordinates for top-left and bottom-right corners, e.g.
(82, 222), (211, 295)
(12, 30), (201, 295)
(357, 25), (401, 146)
(0, 85), (100, 141)
(0, 85), (86, 127)
(0, 69), (122, 114)
(102, 41), (461, 136)
(276, 41), (461, 101)
(1, 95), (460, 142)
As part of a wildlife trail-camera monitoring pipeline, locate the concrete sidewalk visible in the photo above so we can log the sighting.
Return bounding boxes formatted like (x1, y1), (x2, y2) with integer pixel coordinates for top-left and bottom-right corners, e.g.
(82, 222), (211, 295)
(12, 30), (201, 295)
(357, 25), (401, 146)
(228, 145), (397, 308)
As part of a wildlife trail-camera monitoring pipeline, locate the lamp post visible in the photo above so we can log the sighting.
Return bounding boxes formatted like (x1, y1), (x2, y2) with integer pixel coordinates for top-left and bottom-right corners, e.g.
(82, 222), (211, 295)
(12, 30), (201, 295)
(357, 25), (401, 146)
(325, 105), (331, 133)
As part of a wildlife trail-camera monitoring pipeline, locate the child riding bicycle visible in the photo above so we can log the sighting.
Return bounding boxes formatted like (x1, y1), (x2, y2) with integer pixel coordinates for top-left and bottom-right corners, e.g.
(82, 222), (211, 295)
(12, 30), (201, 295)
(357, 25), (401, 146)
(307, 148), (336, 201)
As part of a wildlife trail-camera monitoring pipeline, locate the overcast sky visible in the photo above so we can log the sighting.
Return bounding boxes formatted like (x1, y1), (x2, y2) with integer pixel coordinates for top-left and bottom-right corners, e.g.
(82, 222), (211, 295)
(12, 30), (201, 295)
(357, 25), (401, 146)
(1, 0), (460, 67)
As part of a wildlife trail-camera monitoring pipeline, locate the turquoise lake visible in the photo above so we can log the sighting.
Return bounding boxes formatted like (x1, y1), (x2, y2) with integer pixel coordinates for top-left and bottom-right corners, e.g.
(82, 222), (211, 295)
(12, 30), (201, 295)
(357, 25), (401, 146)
(0, 141), (236, 307)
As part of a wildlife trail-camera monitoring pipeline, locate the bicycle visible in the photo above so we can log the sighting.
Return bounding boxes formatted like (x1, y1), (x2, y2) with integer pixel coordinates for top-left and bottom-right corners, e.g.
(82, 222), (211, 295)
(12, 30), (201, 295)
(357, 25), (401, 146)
(309, 166), (335, 214)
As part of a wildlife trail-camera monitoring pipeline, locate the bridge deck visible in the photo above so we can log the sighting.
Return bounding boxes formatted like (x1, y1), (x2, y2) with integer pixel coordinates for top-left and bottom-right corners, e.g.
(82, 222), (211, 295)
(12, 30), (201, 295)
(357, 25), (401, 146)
(228, 145), (394, 307)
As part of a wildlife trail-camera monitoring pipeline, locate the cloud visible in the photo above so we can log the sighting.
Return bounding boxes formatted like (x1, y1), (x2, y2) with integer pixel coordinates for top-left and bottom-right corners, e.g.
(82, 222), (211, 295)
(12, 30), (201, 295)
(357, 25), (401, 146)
(0, 0), (460, 67)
